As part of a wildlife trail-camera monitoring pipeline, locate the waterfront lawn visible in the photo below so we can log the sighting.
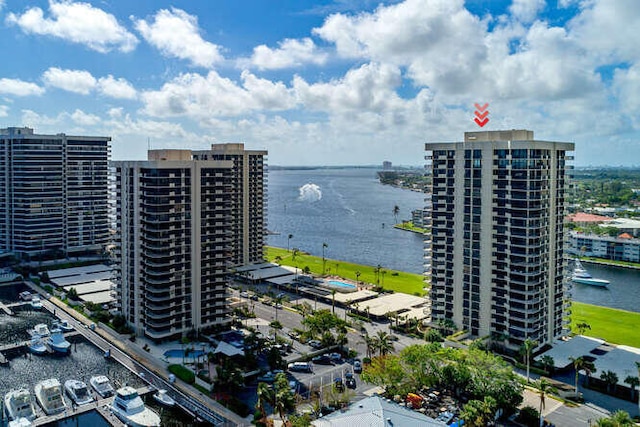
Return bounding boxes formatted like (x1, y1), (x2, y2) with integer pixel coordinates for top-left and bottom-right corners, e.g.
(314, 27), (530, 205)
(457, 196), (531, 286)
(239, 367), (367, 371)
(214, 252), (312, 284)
(393, 221), (428, 234)
(265, 246), (427, 296)
(571, 302), (640, 348)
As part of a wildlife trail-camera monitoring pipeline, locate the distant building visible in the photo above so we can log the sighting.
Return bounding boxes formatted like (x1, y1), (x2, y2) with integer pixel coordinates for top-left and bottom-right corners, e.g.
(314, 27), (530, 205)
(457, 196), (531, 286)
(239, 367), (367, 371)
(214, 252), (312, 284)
(0, 127), (111, 259)
(193, 144), (267, 266)
(425, 129), (574, 349)
(569, 231), (640, 262)
(411, 209), (425, 228)
(112, 150), (234, 340)
(382, 160), (392, 170)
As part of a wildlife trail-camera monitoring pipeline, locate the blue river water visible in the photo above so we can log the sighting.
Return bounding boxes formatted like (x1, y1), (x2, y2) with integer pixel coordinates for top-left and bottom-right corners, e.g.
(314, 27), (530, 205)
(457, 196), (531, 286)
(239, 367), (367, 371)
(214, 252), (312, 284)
(267, 167), (640, 313)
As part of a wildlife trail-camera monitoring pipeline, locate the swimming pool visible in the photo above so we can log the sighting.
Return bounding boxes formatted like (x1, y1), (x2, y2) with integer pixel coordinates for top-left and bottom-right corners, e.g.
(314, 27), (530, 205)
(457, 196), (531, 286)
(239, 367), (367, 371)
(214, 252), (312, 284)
(326, 280), (356, 289)
(163, 349), (206, 359)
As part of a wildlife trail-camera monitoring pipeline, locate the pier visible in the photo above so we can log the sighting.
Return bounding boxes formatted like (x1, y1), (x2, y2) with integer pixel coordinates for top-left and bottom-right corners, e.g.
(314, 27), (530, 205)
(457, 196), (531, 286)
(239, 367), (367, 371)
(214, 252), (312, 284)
(0, 300), (14, 315)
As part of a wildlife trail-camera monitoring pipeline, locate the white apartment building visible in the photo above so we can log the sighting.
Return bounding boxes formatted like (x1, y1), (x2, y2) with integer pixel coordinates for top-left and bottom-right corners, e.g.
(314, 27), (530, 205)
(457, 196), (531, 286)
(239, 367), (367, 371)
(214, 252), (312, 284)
(425, 130), (574, 349)
(0, 127), (110, 259)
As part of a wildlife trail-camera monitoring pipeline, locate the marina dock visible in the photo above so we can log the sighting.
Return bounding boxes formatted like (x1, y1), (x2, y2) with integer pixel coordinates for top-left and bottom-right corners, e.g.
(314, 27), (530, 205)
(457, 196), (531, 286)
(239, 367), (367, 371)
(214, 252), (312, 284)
(0, 300), (14, 315)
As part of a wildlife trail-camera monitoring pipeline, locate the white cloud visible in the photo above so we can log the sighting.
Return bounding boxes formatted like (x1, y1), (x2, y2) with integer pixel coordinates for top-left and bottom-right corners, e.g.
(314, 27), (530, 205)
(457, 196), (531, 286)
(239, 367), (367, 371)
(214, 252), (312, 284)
(42, 67), (96, 94)
(134, 8), (223, 68)
(6, 0), (138, 53)
(141, 70), (295, 118)
(509, 0), (546, 23)
(251, 38), (328, 70)
(0, 78), (45, 96)
(97, 75), (137, 99)
(613, 64), (640, 126)
(0, 105), (8, 117)
(70, 109), (100, 125)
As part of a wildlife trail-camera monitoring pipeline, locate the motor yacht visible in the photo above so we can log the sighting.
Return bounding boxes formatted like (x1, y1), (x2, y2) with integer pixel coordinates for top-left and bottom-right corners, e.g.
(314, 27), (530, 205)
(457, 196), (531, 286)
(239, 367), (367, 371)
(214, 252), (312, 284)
(51, 319), (74, 332)
(153, 389), (176, 407)
(4, 388), (36, 422)
(111, 386), (161, 427)
(572, 259), (610, 287)
(34, 378), (67, 415)
(28, 324), (50, 337)
(64, 380), (94, 406)
(30, 296), (42, 310)
(47, 331), (71, 355)
(28, 336), (48, 355)
(89, 375), (115, 398)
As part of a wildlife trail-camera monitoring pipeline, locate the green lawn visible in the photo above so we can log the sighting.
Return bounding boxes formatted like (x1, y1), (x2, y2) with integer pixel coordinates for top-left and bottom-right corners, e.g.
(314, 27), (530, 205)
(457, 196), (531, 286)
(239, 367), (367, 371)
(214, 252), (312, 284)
(571, 301), (640, 347)
(393, 221), (428, 234)
(265, 246), (427, 296)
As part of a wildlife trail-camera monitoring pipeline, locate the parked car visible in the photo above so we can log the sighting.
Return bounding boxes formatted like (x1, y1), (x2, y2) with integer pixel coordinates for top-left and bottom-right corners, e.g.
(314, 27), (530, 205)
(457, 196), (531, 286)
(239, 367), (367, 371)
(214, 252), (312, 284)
(328, 352), (342, 362)
(288, 362), (312, 373)
(353, 360), (362, 373)
(308, 340), (322, 349)
(287, 331), (300, 340)
(345, 373), (356, 389)
(250, 294), (259, 301)
(240, 291), (249, 298)
(312, 355), (332, 365)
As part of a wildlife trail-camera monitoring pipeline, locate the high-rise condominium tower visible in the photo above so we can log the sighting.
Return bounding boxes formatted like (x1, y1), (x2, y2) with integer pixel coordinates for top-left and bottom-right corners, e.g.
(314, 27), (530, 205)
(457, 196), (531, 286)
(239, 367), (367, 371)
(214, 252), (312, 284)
(425, 130), (574, 349)
(0, 127), (110, 259)
(112, 150), (234, 340)
(193, 144), (267, 266)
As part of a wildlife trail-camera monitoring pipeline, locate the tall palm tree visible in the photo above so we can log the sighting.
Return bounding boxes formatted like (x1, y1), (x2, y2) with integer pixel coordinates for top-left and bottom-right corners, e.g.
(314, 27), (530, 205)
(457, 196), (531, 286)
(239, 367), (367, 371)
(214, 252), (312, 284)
(623, 376), (639, 401)
(521, 338), (537, 383)
(570, 356), (596, 399)
(392, 205), (400, 224)
(331, 290), (336, 315)
(322, 242), (328, 276)
(355, 270), (361, 285)
(600, 370), (619, 394)
(255, 382), (274, 424)
(287, 234), (293, 251)
(537, 378), (556, 427)
(374, 330), (394, 356)
(540, 355), (555, 375)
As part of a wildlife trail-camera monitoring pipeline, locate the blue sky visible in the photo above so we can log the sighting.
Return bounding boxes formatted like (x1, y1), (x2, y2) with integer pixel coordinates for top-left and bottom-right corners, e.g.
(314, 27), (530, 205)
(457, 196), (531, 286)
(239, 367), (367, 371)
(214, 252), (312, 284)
(0, 0), (638, 166)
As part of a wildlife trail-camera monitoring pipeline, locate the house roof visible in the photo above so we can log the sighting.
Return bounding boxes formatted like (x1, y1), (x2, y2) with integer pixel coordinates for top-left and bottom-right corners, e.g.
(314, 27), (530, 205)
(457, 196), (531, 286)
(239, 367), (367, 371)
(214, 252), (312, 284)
(312, 396), (446, 427)
(213, 341), (245, 357)
(618, 232), (633, 239)
(567, 212), (613, 223)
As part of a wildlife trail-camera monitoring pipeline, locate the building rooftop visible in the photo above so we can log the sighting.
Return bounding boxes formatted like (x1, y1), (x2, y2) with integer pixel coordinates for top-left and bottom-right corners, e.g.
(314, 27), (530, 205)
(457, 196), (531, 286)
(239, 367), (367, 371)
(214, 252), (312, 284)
(567, 212), (614, 223)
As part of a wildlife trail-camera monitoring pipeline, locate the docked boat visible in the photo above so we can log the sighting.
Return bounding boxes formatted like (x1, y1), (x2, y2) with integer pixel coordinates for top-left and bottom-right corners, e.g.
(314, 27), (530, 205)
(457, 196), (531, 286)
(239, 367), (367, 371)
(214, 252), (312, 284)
(28, 336), (49, 355)
(28, 323), (50, 337)
(47, 331), (71, 355)
(30, 296), (42, 310)
(34, 378), (67, 415)
(90, 375), (115, 398)
(153, 389), (176, 407)
(51, 319), (74, 332)
(64, 379), (94, 406)
(8, 417), (33, 427)
(111, 386), (161, 427)
(4, 388), (36, 421)
(572, 259), (610, 287)
(19, 291), (32, 301)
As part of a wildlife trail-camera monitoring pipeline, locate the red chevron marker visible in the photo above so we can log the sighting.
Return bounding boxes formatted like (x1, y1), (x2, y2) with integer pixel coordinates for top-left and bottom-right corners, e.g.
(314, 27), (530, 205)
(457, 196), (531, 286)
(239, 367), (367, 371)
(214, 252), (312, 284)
(474, 117), (489, 127)
(473, 102), (490, 127)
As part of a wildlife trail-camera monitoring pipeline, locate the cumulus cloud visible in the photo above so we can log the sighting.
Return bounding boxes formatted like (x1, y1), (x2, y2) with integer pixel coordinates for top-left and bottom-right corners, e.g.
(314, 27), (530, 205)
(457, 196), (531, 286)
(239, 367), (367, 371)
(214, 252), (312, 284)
(97, 75), (137, 99)
(141, 70), (295, 118)
(251, 38), (328, 70)
(6, 0), (138, 53)
(42, 67), (96, 94)
(70, 109), (100, 125)
(0, 78), (45, 96)
(0, 105), (8, 117)
(134, 8), (223, 68)
(509, 0), (546, 23)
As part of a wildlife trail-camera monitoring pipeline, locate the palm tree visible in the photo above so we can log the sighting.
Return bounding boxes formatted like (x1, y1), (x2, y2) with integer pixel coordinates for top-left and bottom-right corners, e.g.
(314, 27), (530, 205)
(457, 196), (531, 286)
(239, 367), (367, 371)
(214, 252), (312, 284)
(461, 396), (497, 427)
(521, 338), (537, 383)
(374, 330), (394, 356)
(322, 242), (328, 276)
(255, 382), (274, 424)
(537, 378), (556, 427)
(570, 356), (596, 399)
(392, 205), (400, 224)
(575, 322), (591, 335)
(637, 362), (640, 413)
(287, 234), (293, 251)
(600, 370), (619, 394)
(623, 376), (639, 401)
(355, 270), (361, 285)
(596, 410), (635, 426)
(540, 355), (555, 375)
(331, 289), (336, 315)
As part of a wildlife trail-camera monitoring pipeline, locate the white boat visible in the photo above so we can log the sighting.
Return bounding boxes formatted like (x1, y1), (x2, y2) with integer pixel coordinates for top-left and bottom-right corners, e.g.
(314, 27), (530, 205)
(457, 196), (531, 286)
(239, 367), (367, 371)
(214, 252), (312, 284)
(47, 331), (71, 355)
(90, 375), (114, 398)
(34, 378), (67, 415)
(19, 291), (32, 301)
(28, 323), (50, 337)
(4, 388), (36, 421)
(64, 379), (94, 406)
(51, 319), (74, 332)
(30, 296), (42, 310)
(8, 417), (33, 427)
(28, 336), (48, 355)
(153, 389), (176, 407)
(111, 386), (161, 427)
(572, 259), (610, 287)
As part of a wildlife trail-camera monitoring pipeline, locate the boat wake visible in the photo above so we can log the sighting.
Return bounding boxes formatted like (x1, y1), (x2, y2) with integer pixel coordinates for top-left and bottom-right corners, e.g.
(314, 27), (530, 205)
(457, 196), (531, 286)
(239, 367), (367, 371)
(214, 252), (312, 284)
(298, 183), (322, 202)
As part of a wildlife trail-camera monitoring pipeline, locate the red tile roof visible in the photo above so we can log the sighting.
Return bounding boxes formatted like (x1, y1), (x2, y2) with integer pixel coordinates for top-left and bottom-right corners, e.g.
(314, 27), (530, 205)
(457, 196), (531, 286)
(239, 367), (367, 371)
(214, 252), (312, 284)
(567, 212), (613, 223)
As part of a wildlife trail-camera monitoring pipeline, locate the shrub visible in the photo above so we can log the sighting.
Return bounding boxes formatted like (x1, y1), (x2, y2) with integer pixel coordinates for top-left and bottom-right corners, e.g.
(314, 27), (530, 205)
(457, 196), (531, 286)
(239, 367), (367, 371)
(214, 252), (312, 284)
(168, 364), (196, 384)
(516, 406), (540, 427)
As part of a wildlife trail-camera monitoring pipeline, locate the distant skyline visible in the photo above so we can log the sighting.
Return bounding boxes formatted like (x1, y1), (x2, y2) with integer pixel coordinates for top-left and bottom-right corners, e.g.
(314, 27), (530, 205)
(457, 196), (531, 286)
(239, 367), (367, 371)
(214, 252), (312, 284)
(0, 0), (638, 166)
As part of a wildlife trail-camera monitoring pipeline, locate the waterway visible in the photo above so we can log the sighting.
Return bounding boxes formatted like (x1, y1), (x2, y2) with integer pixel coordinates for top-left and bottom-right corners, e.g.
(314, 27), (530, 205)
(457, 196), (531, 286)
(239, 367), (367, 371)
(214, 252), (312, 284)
(267, 167), (640, 313)
(0, 285), (204, 427)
